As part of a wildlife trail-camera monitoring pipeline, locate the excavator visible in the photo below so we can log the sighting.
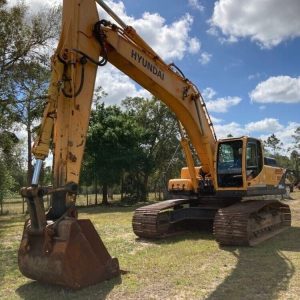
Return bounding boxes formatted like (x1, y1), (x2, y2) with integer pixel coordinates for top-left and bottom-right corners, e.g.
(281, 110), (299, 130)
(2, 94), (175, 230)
(18, 0), (291, 290)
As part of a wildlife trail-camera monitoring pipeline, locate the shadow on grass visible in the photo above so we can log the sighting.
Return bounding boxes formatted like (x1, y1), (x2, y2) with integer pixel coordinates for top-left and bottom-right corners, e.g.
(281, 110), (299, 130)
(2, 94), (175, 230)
(16, 275), (122, 300)
(77, 201), (152, 215)
(206, 226), (300, 300)
(136, 220), (216, 245)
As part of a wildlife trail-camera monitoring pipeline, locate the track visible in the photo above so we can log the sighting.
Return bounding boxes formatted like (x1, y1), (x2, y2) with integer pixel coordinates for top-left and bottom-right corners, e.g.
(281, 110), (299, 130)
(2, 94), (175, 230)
(133, 199), (291, 246)
(213, 200), (291, 246)
(132, 199), (192, 238)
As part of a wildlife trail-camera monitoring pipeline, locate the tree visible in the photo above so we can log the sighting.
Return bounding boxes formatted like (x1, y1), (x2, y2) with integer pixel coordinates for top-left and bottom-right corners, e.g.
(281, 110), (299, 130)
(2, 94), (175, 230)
(0, 1), (60, 185)
(0, 131), (22, 214)
(9, 61), (50, 184)
(292, 127), (300, 151)
(122, 97), (180, 201)
(0, 157), (15, 214)
(0, 0), (60, 109)
(85, 103), (143, 204)
(264, 134), (282, 156)
(290, 127), (300, 183)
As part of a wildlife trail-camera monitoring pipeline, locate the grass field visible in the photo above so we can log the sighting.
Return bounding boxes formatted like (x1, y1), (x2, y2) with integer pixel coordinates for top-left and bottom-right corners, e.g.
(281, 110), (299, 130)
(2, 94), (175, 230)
(0, 192), (299, 299)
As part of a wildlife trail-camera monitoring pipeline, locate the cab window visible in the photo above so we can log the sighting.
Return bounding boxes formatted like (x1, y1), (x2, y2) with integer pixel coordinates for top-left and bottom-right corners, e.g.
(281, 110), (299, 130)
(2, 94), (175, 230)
(246, 140), (262, 178)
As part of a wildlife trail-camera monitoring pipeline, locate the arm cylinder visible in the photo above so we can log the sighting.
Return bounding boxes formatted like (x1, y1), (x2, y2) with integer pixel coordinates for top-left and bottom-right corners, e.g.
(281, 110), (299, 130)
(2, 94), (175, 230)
(31, 159), (43, 186)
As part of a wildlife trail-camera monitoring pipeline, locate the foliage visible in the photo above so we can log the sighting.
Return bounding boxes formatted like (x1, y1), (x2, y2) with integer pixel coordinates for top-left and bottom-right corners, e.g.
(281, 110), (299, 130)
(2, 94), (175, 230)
(9, 61), (51, 184)
(264, 133), (282, 155)
(0, 1), (60, 185)
(0, 0), (60, 115)
(81, 97), (184, 203)
(83, 103), (143, 204)
(0, 131), (25, 199)
(290, 127), (300, 183)
(0, 154), (15, 214)
(122, 97), (182, 201)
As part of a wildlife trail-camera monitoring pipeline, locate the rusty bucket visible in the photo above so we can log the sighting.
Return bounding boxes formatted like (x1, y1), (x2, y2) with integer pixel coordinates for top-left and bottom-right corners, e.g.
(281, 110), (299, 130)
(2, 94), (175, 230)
(18, 218), (120, 289)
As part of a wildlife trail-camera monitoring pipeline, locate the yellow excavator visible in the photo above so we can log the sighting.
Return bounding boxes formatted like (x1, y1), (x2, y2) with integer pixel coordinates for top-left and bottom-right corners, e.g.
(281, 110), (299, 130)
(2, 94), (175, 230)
(18, 0), (291, 289)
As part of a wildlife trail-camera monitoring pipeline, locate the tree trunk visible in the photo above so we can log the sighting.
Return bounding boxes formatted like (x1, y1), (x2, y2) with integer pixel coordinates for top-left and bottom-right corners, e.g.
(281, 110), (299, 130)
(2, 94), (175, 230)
(94, 179), (98, 205)
(0, 193), (3, 215)
(120, 174), (124, 201)
(102, 183), (108, 205)
(86, 186), (89, 206)
(158, 183), (162, 201)
(141, 174), (149, 201)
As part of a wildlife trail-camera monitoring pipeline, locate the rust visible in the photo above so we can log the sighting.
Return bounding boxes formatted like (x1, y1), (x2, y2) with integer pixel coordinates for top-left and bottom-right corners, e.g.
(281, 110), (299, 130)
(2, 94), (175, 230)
(18, 218), (120, 289)
(68, 152), (77, 162)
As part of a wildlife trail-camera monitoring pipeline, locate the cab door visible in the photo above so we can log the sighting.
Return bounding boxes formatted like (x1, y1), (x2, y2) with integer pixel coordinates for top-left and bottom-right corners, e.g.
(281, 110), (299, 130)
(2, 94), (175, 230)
(246, 139), (263, 181)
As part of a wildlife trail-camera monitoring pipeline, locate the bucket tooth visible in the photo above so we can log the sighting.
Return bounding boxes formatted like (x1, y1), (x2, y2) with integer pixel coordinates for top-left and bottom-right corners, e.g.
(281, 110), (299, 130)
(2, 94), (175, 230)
(18, 218), (120, 289)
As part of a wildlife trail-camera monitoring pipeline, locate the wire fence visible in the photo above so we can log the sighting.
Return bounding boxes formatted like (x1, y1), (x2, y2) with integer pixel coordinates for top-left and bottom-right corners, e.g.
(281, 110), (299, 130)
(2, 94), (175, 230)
(0, 190), (166, 216)
(0, 193), (127, 215)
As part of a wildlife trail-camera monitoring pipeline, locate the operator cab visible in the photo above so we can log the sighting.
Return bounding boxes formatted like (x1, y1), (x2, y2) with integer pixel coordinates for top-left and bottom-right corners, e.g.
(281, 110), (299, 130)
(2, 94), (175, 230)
(216, 137), (263, 188)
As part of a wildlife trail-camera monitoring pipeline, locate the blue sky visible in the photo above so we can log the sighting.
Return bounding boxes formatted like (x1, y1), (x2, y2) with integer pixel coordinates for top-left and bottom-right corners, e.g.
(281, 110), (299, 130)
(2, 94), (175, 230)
(95, 0), (300, 150)
(8, 0), (300, 150)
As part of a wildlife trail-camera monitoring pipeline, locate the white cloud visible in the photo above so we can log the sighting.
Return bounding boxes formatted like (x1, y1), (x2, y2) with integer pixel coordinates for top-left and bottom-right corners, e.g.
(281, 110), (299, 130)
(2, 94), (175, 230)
(7, 0), (60, 12)
(199, 52), (212, 65)
(132, 13), (199, 60)
(214, 122), (247, 138)
(248, 72), (261, 80)
(209, 0), (300, 48)
(206, 96), (241, 113)
(96, 63), (151, 105)
(202, 87), (241, 113)
(101, 1), (201, 61)
(245, 118), (283, 132)
(188, 38), (201, 54)
(214, 119), (300, 153)
(202, 87), (217, 100)
(210, 116), (223, 124)
(250, 76), (300, 104)
(188, 0), (204, 12)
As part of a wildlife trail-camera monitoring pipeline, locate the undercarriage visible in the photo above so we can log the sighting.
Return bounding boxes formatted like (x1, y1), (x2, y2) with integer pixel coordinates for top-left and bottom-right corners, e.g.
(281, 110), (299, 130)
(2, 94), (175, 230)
(132, 196), (291, 246)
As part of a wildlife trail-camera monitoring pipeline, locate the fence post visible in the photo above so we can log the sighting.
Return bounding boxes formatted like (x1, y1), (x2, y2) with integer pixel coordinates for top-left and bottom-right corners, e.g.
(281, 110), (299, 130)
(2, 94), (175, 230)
(0, 194), (3, 215)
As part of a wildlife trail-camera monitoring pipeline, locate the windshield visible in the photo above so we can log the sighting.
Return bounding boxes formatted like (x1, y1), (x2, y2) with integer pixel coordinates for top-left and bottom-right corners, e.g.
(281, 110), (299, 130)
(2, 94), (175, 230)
(218, 140), (243, 171)
(217, 140), (243, 187)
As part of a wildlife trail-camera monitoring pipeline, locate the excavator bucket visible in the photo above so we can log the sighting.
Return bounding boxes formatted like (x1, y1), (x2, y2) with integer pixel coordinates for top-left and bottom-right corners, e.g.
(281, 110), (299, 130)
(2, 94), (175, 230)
(18, 217), (120, 289)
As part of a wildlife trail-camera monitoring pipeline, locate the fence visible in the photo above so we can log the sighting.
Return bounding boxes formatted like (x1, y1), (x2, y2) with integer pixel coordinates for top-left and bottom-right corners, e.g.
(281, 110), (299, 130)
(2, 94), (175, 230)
(0, 191), (165, 216)
(0, 193), (122, 215)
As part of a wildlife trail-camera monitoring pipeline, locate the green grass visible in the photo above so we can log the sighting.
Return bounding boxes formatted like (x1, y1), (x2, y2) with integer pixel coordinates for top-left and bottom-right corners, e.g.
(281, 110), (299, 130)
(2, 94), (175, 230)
(0, 192), (300, 299)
